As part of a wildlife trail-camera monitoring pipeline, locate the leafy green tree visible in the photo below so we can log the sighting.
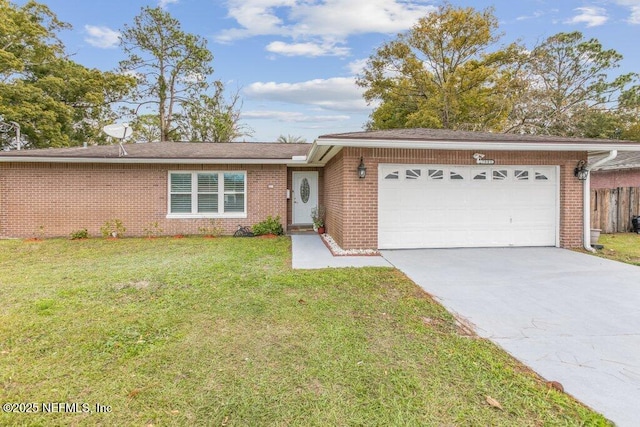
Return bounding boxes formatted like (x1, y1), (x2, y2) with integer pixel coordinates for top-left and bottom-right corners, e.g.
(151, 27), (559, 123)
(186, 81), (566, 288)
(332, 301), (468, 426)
(30, 58), (134, 145)
(507, 31), (639, 137)
(0, 0), (134, 149)
(357, 4), (519, 131)
(617, 84), (640, 141)
(0, 0), (67, 82)
(119, 6), (213, 142)
(130, 114), (161, 143)
(177, 84), (252, 142)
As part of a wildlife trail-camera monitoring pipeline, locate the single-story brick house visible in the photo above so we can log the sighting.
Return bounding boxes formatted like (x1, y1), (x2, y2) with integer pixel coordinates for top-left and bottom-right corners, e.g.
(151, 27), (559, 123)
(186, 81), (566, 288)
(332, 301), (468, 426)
(1, 128), (639, 249)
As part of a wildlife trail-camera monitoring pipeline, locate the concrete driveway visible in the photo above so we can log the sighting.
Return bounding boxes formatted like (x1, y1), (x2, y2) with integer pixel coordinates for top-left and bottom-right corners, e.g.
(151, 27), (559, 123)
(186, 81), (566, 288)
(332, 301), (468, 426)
(381, 247), (640, 426)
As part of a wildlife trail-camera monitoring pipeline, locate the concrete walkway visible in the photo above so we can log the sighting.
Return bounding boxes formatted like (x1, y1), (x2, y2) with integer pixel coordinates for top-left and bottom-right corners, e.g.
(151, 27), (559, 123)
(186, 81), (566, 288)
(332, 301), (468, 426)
(382, 247), (640, 426)
(291, 234), (392, 269)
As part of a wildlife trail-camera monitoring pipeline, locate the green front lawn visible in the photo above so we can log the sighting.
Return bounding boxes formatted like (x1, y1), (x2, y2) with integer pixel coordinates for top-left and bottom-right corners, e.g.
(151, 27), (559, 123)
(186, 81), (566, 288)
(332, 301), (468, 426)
(0, 237), (607, 425)
(596, 233), (640, 266)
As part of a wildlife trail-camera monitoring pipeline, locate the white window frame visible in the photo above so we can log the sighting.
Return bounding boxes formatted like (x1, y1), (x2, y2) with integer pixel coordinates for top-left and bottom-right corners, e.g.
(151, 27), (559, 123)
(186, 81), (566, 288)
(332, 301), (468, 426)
(167, 171), (247, 219)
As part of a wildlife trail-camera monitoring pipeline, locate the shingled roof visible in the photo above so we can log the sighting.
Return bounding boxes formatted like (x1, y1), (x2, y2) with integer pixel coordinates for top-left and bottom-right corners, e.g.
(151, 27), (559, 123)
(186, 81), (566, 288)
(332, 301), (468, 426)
(0, 142), (312, 163)
(319, 128), (637, 145)
(590, 151), (640, 171)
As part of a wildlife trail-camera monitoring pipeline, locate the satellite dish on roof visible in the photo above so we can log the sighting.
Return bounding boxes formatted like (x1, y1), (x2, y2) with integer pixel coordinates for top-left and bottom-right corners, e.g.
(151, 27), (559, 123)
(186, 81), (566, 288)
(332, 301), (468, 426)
(103, 123), (132, 139)
(102, 123), (133, 157)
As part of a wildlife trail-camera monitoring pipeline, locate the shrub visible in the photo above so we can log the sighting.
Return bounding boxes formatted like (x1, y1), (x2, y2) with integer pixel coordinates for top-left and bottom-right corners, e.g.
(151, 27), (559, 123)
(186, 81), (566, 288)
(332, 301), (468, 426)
(34, 225), (45, 240)
(198, 219), (223, 237)
(70, 228), (89, 240)
(252, 215), (284, 236)
(101, 219), (126, 238)
(311, 206), (326, 228)
(143, 221), (163, 238)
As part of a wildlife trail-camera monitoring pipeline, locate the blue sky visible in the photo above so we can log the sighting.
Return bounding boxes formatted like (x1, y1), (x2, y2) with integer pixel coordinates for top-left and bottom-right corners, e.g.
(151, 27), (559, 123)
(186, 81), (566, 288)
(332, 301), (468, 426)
(21, 0), (640, 142)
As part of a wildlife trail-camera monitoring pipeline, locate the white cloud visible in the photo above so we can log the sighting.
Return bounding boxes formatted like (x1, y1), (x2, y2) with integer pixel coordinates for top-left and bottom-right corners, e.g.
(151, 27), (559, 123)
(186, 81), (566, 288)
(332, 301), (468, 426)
(216, 0), (293, 42)
(516, 10), (544, 21)
(564, 7), (609, 27)
(288, 0), (434, 39)
(612, 0), (640, 23)
(84, 25), (120, 49)
(243, 77), (371, 111)
(346, 58), (368, 75)
(242, 111), (350, 123)
(216, 0), (435, 56)
(266, 41), (349, 57)
(158, 0), (179, 8)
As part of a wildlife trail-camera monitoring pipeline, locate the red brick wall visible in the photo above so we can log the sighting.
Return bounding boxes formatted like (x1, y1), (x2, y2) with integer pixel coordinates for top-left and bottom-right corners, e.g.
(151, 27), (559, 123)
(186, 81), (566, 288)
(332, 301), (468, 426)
(331, 148), (586, 249)
(0, 162), (287, 238)
(591, 169), (640, 189)
(323, 151), (345, 247)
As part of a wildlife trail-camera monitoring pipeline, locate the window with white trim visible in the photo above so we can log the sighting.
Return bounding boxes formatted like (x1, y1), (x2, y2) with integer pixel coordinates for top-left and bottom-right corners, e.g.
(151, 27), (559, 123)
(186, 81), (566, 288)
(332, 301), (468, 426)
(168, 171), (246, 217)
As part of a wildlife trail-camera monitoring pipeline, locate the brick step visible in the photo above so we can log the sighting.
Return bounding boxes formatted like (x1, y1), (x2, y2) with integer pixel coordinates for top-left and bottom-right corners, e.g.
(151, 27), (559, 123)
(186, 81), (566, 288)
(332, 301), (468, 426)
(288, 224), (316, 234)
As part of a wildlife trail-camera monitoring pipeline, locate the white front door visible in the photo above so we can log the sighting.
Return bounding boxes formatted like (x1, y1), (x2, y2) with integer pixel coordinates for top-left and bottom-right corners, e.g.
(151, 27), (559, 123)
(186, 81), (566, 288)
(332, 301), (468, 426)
(293, 171), (318, 224)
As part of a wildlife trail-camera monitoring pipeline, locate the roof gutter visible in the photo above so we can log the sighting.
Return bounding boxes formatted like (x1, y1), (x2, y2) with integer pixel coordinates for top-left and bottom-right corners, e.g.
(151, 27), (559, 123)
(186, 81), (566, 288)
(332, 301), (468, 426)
(0, 157), (308, 165)
(583, 150), (617, 253)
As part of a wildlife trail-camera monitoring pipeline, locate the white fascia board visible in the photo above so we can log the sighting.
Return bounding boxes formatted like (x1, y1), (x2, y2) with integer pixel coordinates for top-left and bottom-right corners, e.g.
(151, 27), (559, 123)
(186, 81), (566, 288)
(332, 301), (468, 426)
(316, 138), (640, 152)
(288, 162), (325, 167)
(0, 157), (308, 165)
(306, 142), (320, 163)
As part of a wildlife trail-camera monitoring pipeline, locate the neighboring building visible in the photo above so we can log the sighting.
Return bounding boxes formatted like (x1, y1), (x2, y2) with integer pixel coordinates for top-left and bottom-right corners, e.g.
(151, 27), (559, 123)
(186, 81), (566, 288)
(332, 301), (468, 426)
(2, 129), (639, 249)
(590, 151), (640, 189)
(590, 151), (640, 233)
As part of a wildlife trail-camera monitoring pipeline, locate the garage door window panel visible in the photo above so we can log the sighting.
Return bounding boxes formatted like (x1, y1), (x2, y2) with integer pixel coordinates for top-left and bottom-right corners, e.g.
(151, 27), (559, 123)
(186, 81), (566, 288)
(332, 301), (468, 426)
(493, 170), (508, 181)
(535, 171), (549, 180)
(384, 171), (400, 180)
(473, 171), (488, 180)
(406, 169), (421, 179)
(428, 169), (444, 180)
(450, 170), (465, 180)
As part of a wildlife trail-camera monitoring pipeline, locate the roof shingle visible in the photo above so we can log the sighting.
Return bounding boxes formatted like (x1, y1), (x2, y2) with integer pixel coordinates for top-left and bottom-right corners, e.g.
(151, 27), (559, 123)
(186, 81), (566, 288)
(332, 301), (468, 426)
(319, 128), (637, 145)
(0, 142), (311, 160)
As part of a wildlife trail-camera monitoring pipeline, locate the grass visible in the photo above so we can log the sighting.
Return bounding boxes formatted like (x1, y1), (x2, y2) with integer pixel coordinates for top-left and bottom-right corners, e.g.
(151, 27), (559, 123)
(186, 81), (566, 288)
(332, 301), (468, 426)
(0, 237), (609, 426)
(595, 233), (640, 266)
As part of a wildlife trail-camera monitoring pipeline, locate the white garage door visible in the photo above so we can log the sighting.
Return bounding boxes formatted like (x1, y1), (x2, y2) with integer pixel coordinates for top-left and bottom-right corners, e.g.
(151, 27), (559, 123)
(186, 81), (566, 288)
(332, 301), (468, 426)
(378, 164), (559, 249)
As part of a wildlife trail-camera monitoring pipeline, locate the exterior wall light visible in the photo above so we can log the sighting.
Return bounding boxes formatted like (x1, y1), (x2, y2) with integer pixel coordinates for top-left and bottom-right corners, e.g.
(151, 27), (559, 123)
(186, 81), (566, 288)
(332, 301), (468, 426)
(357, 157), (367, 179)
(574, 160), (589, 181)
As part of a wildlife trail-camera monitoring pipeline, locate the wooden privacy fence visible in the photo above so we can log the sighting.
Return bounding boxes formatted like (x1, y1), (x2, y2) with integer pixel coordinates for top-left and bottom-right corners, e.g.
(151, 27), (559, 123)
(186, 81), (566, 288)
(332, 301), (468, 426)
(591, 187), (640, 233)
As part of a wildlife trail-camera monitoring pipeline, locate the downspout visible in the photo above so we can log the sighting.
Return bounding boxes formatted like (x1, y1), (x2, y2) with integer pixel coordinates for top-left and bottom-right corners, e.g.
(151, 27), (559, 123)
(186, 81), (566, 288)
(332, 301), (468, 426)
(583, 150), (617, 252)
